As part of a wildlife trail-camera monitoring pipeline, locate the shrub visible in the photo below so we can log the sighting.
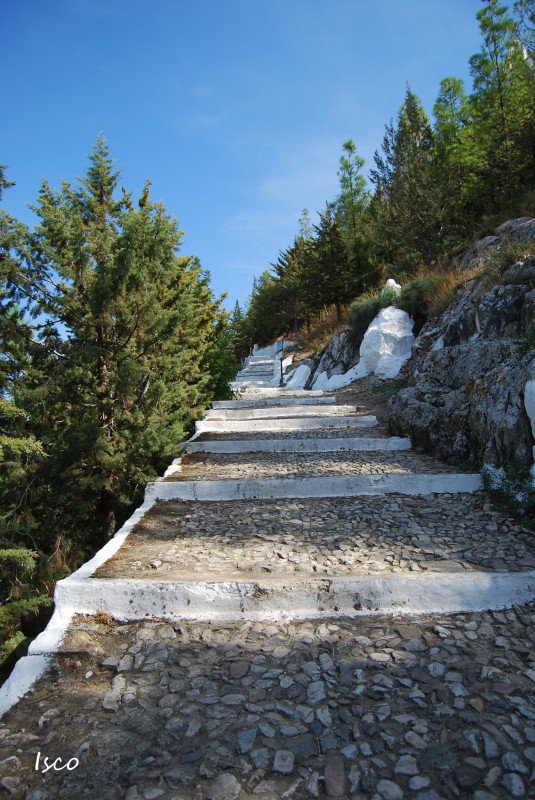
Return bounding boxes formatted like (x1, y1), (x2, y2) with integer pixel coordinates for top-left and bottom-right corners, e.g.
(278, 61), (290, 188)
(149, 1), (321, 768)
(397, 272), (459, 333)
(348, 295), (381, 349)
(481, 462), (535, 524)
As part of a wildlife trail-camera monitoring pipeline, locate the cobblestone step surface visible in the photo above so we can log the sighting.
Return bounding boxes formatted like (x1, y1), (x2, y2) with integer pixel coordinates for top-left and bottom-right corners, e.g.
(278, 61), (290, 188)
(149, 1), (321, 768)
(1, 608), (535, 800)
(1, 368), (535, 800)
(93, 495), (535, 580)
(164, 452), (465, 482)
(194, 426), (390, 442)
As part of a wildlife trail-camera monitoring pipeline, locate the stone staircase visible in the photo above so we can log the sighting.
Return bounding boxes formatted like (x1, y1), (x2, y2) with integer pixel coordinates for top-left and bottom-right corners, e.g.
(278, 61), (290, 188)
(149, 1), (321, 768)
(1, 357), (535, 800)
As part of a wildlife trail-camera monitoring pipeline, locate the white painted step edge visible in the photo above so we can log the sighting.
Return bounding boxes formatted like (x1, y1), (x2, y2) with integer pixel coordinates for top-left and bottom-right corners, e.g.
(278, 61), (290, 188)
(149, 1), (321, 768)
(195, 415), (378, 433)
(146, 473), (483, 501)
(185, 437), (412, 454)
(203, 405), (357, 420)
(212, 397), (336, 409)
(51, 571), (535, 623)
(0, 497), (160, 719)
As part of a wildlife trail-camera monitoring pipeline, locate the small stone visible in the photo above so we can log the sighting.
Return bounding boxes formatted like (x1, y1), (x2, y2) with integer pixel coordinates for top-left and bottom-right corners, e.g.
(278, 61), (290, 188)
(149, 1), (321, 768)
(307, 681), (326, 704)
(395, 754), (419, 776)
(272, 645), (291, 658)
(180, 750), (203, 764)
(222, 693), (246, 705)
(209, 773), (242, 799)
(503, 752), (529, 773)
(455, 765), (482, 787)
(404, 731), (427, 749)
(501, 773), (526, 798)
(229, 661), (250, 679)
(409, 776), (430, 791)
(348, 765), (361, 793)
(304, 771), (320, 798)
(259, 722), (275, 738)
(428, 662), (445, 677)
(324, 753), (346, 797)
(377, 778), (404, 800)
(117, 654), (133, 672)
(237, 728), (257, 754)
(317, 707), (332, 726)
(250, 748), (270, 769)
(273, 750), (295, 774)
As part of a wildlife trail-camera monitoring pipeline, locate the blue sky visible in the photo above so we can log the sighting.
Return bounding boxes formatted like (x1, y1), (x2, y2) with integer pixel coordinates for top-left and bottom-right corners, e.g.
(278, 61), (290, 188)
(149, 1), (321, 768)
(2, 0), (488, 309)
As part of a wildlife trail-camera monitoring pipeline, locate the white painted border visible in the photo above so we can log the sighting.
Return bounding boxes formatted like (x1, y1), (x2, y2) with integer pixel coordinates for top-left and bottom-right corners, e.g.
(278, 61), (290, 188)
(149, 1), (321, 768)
(146, 473), (483, 501)
(212, 397), (336, 409)
(53, 571), (535, 622)
(203, 405), (357, 420)
(0, 496), (158, 718)
(186, 437), (412, 454)
(195, 415), (378, 433)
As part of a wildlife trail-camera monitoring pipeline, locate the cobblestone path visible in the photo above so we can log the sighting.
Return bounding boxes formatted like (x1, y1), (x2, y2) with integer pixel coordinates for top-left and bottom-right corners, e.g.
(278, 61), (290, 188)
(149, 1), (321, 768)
(0, 355), (534, 800)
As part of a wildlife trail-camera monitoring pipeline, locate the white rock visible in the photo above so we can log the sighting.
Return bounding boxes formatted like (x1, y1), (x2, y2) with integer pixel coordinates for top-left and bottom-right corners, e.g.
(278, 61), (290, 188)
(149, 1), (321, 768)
(285, 363), (311, 389)
(359, 307), (414, 379)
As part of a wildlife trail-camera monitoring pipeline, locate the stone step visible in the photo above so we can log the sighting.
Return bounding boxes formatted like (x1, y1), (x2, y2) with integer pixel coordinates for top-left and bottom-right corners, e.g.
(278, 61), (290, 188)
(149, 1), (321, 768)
(195, 415), (378, 434)
(233, 388), (326, 397)
(203, 404), (357, 420)
(186, 435), (411, 454)
(146, 472), (482, 502)
(231, 379), (275, 387)
(194, 427), (389, 442)
(211, 396), (336, 409)
(94, 494), (535, 582)
(52, 571), (535, 621)
(165, 451), (464, 482)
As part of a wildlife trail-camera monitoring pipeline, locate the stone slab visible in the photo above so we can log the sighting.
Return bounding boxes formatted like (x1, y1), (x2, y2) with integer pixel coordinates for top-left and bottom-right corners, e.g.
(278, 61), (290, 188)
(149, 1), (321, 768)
(203, 404), (356, 420)
(211, 396), (336, 409)
(186, 436), (412, 454)
(146, 472), (482, 501)
(195, 415), (378, 434)
(51, 571), (535, 623)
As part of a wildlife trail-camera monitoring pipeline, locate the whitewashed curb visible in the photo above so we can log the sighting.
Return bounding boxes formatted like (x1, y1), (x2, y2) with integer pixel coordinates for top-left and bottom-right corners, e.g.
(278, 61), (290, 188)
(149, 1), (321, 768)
(146, 473), (483, 501)
(186, 436), (412, 454)
(52, 571), (535, 622)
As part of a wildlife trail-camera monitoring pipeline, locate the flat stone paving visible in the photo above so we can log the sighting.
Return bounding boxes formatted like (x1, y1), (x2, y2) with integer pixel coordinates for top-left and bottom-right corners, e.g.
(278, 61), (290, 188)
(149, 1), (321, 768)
(164, 452), (462, 482)
(93, 495), (535, 580)
(1, 608), (535, 800)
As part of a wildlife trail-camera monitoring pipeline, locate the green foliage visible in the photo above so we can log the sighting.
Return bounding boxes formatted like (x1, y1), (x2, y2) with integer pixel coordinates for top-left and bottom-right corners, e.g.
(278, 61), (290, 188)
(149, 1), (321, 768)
(0, 596), (53, 647)
(370, 87), (446, 273)
(397, 273), (457, 333)
(348, 295), (381, 349)
(481, 462), (535, 523)
(0, 145), (236, 679)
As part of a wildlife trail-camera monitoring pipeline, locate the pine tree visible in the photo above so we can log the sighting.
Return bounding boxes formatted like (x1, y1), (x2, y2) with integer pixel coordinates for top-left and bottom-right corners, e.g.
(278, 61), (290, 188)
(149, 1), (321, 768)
(468, 0), (535, 208)
(307, 205), (356, 322)
(370, 87), (445, 273)
(26, 137), (222, 544)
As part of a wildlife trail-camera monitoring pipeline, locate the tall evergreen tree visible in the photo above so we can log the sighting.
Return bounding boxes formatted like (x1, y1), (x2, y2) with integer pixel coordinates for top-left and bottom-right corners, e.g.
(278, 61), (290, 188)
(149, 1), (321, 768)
(308, 205), (356, 322)
(370, 87), (445, 273)
(468, 0), (535, 208)
(25, 137), (223, 543)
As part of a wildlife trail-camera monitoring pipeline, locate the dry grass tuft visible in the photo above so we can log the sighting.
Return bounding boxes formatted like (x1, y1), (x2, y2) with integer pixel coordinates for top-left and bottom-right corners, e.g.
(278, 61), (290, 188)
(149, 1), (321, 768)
(292, 305), (350, 357)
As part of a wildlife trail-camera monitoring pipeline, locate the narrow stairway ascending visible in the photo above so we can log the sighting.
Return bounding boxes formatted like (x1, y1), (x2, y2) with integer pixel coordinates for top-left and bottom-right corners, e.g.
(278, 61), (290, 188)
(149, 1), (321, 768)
(0, 354), (534, 800)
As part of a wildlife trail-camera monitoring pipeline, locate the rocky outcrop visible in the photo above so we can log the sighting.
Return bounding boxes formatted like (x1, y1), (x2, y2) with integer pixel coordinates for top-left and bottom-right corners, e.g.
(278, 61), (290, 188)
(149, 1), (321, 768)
(389, 246), (535, 467)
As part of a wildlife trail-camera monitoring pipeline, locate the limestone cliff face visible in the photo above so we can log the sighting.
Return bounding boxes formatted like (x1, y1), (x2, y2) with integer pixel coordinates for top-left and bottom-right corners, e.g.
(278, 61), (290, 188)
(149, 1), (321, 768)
(388, 218), (535, 467)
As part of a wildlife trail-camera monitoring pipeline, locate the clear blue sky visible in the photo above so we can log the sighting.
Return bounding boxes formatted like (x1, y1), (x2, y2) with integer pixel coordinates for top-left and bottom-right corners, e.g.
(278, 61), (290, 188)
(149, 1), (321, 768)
(2, 0), (489, 309)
